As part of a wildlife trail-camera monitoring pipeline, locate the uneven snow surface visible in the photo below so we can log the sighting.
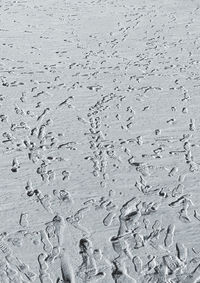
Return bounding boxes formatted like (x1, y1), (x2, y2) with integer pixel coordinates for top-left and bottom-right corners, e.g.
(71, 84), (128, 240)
(0, 0), (200, 282)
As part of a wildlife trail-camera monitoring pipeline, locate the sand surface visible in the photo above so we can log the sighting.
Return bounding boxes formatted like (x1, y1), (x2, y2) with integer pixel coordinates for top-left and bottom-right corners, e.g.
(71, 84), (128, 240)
(1, 0), (200, 282)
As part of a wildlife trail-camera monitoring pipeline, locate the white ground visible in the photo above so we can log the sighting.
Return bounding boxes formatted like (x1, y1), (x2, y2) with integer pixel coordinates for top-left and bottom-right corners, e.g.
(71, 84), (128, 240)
(0, 0), (200, 282)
